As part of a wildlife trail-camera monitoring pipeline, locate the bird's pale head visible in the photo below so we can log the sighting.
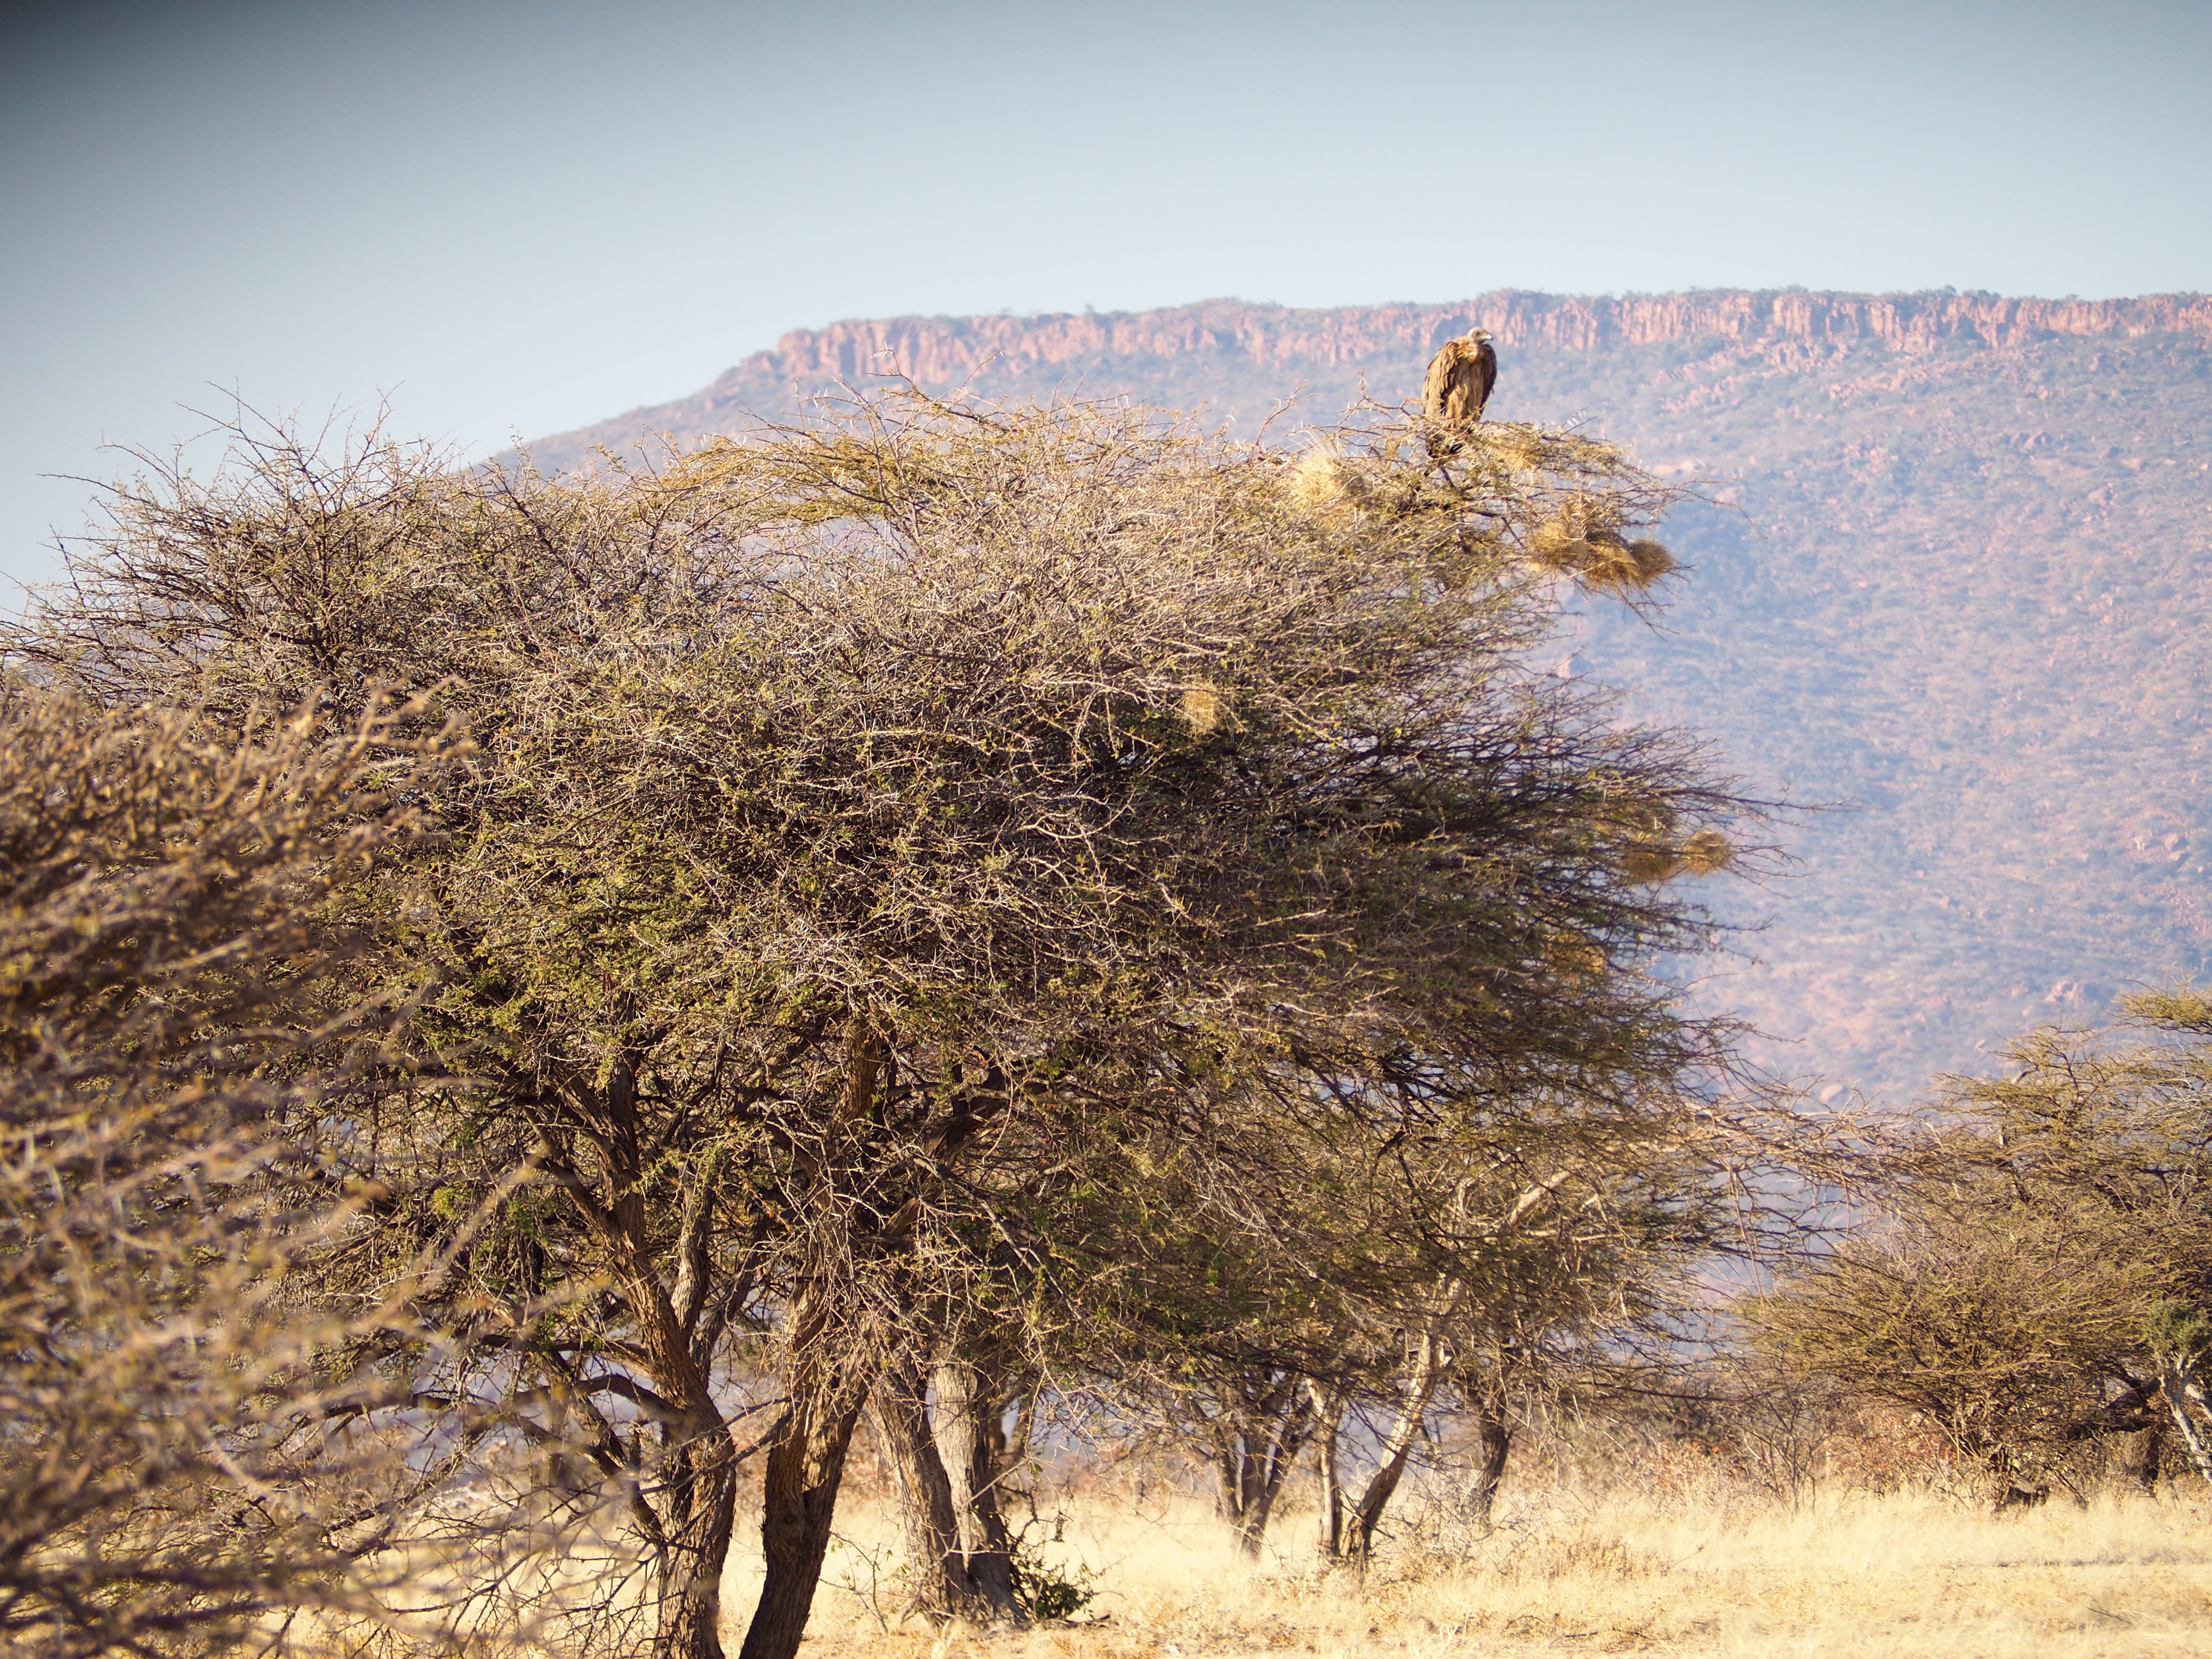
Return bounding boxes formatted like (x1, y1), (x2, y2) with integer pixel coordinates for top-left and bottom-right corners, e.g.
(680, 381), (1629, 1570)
(1468, 328), (1493, 344)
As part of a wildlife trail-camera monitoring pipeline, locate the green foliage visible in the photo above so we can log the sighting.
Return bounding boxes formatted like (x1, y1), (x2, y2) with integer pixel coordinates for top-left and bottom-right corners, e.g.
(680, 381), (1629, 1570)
(2145, 1300), (2212, 1368)
(1005, 1522), (1095, 1623)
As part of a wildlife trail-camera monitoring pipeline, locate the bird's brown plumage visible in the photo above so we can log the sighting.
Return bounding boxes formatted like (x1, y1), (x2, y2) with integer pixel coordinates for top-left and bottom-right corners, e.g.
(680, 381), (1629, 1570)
(1422, 330), (1497, 424)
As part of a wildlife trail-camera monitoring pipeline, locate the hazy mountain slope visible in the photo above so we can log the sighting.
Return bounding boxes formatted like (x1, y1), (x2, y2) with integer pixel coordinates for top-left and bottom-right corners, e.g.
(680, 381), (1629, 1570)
(524, 292), (2212, 1100)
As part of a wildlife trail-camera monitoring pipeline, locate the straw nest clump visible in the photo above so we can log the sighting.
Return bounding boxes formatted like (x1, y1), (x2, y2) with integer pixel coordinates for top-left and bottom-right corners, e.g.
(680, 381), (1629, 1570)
(1618, 840), (1684, 884)
(1680, 826), (1733, 876)
(1584, 535), (1678, 595)
(1599, 796), (1733, 884)
(1525, 501), (1675, 595)
(1180, 680), (1229, 736)
(1604, 797), (1679, 885)
(1617, 821), (1734, 884)
(1286, 442), (1367, 521)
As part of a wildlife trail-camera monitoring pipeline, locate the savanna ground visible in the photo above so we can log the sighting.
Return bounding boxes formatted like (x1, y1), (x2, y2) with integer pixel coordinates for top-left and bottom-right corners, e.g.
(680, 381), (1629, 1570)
(773, 1485), (2212, 1659)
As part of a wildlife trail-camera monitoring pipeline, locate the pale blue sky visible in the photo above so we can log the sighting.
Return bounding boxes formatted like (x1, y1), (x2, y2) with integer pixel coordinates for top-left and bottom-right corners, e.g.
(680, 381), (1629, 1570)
(4, 0), (2207, 586)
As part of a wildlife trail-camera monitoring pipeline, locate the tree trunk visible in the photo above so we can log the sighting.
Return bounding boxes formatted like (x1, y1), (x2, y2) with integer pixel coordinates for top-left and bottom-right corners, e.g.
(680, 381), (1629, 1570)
(1212, 1433), (1245, 1527)
(995, 1384), (1036, 1476)
(556, 1054), (751, 1659)
(1467, 1396), (1511, 1529)
(2121, 1415), (2166, 1493)
(734, 1022), (885, 1659)
(1344, 1327), (1449, 1568)
(735, 1350), (869, 1659)
(2156, 1362), (2212, 1486)
(1219, 1435), (1269, 1559)
(933, 1358), (1022, 1618)
(1231, 1471), (1282, 1558)
(1310, 1380), (1346, 1563)
(868, 1351), (966, 1621)
(1220, 1384), (1312, 1558)
(656, 1427), (742, 1659)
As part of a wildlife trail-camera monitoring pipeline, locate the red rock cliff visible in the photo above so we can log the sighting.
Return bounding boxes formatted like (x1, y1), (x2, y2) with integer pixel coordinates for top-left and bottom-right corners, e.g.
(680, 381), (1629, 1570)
(706, 289), (2212, 403)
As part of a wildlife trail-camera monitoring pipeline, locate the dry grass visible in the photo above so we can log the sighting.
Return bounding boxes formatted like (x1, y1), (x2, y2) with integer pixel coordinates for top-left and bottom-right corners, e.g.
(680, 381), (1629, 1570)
(766, 1487), (2212, 1659)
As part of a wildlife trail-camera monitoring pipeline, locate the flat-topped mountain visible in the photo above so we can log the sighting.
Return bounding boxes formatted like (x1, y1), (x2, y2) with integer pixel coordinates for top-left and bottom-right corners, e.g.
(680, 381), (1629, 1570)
(525, 292), (2212, 1101)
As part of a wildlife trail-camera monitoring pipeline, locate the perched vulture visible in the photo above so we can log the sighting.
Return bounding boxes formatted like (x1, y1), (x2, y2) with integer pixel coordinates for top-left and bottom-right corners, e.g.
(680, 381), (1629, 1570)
(1422, 328), (1497, 424)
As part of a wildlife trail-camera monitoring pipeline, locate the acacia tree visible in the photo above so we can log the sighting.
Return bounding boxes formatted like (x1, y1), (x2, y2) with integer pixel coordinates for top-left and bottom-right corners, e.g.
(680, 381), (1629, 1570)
(1747, 992), (2212, 1505)
(1086, 1159), (1340, 1561)
(0, 680), (477, 1656)
(1271, 1096), (1747, 1566)
(14, 394), (1748, 1658)
(950, 954), (1759, 1568)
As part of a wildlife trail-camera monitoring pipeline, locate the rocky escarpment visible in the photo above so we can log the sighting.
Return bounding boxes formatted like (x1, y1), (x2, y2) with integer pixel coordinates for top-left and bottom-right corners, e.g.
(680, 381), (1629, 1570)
(527, 291), (2212, 473)
(740, 289), (2212, 378)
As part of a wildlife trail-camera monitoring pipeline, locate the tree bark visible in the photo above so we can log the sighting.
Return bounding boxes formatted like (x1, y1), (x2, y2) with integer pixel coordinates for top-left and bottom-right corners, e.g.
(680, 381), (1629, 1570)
(933, 1358), (1022, 1617)
(1344, 1326), (1449, 1568)
(1230, 1470), (1281, 1558)
(736, 1030), (885, 1659)
(656, 1426), (742, 1659)
(1310, 1380), (1346, 1563)
(1211, 1435), (1267, 1558)
(549, 1056), (751, 1659)
(735, 1349), (869, 1659)
(2155, 1362), (2212, 1486)
(868, 1351), (966, 1621)
(1467, 1397), (1511, 1529)
(1213, 1382), (1312, 1558)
